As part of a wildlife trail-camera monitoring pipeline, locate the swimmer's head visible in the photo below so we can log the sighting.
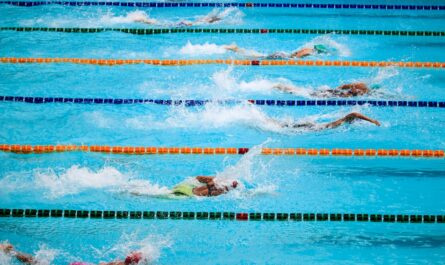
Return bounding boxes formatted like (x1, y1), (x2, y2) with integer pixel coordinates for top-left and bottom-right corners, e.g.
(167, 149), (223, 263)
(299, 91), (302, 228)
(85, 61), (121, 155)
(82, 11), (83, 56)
(125, 252), (143, 265)
(313, 44), (328, 54)
(370, 84), (381, 89)
(231, 181), (238, 189)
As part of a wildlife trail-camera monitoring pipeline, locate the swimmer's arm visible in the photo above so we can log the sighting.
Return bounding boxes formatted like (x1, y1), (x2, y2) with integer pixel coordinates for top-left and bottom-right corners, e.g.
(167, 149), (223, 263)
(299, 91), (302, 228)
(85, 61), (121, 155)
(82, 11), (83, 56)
(325, 112), (380, 129)
(134, 18), (155, 25)
(291, 48), (314, 58)
(273, 83), (296, 94)
(14, 252), (35, 264)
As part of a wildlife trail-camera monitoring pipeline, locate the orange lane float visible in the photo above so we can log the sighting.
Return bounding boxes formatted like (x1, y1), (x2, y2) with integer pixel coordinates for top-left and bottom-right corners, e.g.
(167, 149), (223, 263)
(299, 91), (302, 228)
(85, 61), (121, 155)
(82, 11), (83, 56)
(0, 57), (443, 69)
(0, 145), (444, 159)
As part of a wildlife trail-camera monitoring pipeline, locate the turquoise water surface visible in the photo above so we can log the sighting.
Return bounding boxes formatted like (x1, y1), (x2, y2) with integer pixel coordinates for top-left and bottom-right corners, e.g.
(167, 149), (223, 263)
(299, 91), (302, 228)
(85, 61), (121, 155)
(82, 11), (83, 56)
(0, 1), (445, 264)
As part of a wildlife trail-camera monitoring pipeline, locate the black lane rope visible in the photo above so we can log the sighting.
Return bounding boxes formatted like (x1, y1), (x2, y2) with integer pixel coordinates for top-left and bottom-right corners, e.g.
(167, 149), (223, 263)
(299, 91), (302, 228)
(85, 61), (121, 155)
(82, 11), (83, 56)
(1, 96), (445, 108)
(2, 27), (445, 37)
(1, 209), (444, 223)
(1, 1), (445, 11)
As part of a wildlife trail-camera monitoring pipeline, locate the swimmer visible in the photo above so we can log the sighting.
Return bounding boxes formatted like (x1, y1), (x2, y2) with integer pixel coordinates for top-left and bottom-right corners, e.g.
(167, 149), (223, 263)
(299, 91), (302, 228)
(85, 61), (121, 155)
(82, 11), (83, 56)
(175, 11), (224, 27)
(133, 17), (159, 25)
(172, 176), (238, 197)
(0, 244), (146, 265)
(0, 243), (34, 264)
(268, 112), (380, 131)
(136, 8), (231, 27)
(223, 44), (330, 59)
(274, 82), (381, 98)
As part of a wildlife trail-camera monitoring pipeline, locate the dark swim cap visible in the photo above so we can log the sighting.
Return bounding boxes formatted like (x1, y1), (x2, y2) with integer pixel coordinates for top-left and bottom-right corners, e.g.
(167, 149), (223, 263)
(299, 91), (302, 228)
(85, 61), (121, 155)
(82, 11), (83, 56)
(314, 44), (328, 54)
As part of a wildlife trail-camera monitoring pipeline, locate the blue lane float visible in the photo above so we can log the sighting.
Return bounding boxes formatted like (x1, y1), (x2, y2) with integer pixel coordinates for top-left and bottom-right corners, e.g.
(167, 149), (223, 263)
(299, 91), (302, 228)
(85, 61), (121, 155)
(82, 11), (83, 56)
(1, 1), (445, 10)
(1, 96), (444, 108)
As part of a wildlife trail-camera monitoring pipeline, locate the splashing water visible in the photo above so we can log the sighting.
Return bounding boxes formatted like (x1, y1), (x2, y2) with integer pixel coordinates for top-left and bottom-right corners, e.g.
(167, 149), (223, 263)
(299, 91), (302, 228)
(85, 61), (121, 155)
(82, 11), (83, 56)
(299, 35), (352, 57)
(369, 67), (399, 84)
(92, 233), (171, 264)
(213, 140), (278, 198)
(99, 10), (158, 25)
(211, 68), (314, 97)
(20, 165), (171, 199)
(179, 41), (230, 56)
(211, 67), (278, 94)
(192, 7), (244, 26)
(33, 244), (60, 265)
(0, 242), (60, 265)
(162, 103), (285, 133)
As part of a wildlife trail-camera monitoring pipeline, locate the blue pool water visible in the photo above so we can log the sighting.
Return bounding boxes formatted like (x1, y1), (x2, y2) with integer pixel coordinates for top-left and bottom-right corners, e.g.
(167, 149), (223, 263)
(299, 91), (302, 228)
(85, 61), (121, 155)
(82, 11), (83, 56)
(1, 1), (445, 264)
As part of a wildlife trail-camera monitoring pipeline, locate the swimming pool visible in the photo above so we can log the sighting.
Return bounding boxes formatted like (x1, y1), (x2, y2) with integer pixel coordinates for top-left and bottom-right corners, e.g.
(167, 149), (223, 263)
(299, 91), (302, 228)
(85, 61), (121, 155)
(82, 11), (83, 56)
(1, 0), (445, 264)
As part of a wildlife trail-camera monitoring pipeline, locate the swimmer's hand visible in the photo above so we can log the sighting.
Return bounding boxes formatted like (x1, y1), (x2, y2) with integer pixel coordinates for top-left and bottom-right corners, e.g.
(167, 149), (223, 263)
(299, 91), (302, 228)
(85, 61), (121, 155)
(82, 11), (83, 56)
(0, 243), (13, 253)
(372, 119), (381, 126)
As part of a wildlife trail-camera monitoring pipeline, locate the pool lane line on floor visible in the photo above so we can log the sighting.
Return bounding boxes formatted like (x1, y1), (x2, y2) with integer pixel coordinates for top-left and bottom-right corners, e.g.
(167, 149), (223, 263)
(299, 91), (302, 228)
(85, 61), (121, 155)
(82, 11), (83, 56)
(1, 58), (445, 68)
(1, 145), (444, 158)
(2, 27), (445, 37)
(1, 96), (445, 109)
(1, 1), (445, 11)
(0, 209), (443, 224)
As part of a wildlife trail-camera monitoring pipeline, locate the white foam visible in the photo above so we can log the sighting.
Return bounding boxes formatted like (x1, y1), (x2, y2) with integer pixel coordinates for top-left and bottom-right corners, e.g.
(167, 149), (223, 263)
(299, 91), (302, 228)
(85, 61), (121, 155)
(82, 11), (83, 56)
(211, 67), (312, 97)
(85, 111), (114, 129)
(0, 243), (60, 265)
(192, 7), (244, 26)
(31, 165), (174, 199)
(163, 103), (286, 133)
(93, 233), (171, 264)
(299, 35), (351, 57)
(99, 10), (158, 25)
(179, 41), (229, 56)
(34, 165), (129, 198)
(370, 67), (399, 84)
(33, 244), (60, 265)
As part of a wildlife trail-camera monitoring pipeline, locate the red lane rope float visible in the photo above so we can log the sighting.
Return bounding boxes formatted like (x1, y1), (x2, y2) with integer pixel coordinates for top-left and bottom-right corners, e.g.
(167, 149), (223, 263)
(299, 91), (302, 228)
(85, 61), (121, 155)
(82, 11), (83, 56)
(1, 57), (445, 68)
(1, 144), (444, 158)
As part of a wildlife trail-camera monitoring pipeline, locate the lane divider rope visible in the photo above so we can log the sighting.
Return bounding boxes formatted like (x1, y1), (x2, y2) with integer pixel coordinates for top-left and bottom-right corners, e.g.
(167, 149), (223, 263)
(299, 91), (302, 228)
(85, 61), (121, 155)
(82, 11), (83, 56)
(1, 57), (445, 68)
(2, 27), (445, 37)
(0, 208), (443, 224)
(1, 2), (444, 11)
(1, 96), (445, 108)
(1, 144), (444, 158)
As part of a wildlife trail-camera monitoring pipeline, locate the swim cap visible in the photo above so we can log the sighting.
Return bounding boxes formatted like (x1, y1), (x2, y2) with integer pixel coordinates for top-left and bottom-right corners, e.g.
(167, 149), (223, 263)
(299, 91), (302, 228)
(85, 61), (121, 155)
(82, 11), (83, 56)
(125, 252), (143, 265)
(69, 262), (89, 265)
(232, 181), (238, 188)
(314, 44), (328, 54)
(370, 84), (381, 89)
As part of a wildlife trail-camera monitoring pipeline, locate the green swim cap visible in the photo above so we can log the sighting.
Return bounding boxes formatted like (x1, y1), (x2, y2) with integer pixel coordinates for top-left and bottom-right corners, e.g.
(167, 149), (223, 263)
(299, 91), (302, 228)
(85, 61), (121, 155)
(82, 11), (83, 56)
(370, 84), (381, 89)
(314, 44), (328, 54)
